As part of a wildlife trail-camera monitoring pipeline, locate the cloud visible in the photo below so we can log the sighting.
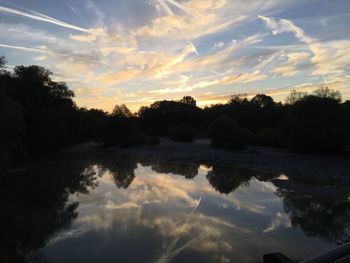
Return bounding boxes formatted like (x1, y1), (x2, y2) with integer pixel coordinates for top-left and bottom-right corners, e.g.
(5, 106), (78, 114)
(162, 0), (203, 18)
(186, 0), (227, 11)
(213, 41), (225, 49)
(258, 15), (308, 40)
(263, 212), (291, 233)
(273, 52), (310, 77)
(259, 15), (350, 77)
(2, 0), (349, 110)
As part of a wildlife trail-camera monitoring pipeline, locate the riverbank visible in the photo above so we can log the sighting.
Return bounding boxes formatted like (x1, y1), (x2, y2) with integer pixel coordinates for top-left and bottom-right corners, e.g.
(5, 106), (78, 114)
(111, 139), (350, 181)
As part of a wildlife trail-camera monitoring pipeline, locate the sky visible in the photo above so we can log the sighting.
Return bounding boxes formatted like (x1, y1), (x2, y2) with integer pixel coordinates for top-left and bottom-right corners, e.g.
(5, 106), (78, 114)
(0, 0), (350, 111)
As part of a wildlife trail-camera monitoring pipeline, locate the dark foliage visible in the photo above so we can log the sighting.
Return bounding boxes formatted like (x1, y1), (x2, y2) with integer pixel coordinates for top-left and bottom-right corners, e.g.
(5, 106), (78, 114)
(207, 116), (249, 149)
(138, 98), (200, 136)
(1, 57), (349, 170)
(283, 95), (346, 153)
(168, 124), (195, 142)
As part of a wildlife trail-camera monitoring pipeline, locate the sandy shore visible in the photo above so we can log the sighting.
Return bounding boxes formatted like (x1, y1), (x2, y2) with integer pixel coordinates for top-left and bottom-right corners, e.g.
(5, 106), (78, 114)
(112, 139), (350, 181)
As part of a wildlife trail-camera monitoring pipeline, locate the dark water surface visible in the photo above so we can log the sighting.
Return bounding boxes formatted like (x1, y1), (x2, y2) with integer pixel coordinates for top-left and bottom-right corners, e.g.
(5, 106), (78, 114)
(2, 148), (350, 263)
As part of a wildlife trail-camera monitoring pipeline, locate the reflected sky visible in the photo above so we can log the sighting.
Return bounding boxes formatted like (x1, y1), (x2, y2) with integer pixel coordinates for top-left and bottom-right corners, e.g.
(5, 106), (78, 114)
(41, 161), (336, 263)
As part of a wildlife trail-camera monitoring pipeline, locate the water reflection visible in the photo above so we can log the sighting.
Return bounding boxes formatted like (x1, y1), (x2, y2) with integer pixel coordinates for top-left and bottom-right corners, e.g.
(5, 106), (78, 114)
(275, 180), (350, 245)
(0, 161), (99, 262)
(2, 148), (350, 262)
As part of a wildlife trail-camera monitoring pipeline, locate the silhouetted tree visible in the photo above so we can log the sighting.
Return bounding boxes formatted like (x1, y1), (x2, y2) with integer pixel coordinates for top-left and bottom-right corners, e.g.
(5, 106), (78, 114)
(251, 94), (275, 108)
(283, 88), (347, 153)
(112, 104), (133, 117)
(0, 55), (5, 68)
(285, 90), (307, 105)
(1, 57), (349, 168)
(180, 96), (197, 107)
(207, 116), (249, 149)
(168, 124), (195, 142)
(0, 59), (25, 168)
(10, 66), (76, 153)
(138, 100), (200, 136)
(313, 86), (342, 102)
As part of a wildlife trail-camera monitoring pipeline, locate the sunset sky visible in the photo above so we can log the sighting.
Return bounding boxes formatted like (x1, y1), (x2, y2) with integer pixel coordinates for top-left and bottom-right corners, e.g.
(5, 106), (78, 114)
(1, 0), (349, 111)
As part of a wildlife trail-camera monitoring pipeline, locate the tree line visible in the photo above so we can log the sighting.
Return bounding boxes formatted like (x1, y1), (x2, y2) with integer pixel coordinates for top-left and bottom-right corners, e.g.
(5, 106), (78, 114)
(1, 58), (350, 168)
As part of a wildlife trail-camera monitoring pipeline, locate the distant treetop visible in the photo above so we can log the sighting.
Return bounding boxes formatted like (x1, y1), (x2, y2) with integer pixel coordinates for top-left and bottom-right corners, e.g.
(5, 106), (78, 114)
(0, 55), (5, 69)
(251, 94), (275, 108)
(112, 104), (133, 118)
(229, 94), (249, 104)
(179, 96), (197, 107)
(313, 86), (342, 102)
(286, 87), (342, 105)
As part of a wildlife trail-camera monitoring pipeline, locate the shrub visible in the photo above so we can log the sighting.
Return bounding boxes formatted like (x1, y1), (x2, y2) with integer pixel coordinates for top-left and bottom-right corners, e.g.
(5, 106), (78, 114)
(104, 117), (160, 147)
(120, 130), (160, 148)
(255, 127), (285, 147)
(283, 96), (346, 153)
(168, 124), (195, 142)
(207, 116), (248, 149)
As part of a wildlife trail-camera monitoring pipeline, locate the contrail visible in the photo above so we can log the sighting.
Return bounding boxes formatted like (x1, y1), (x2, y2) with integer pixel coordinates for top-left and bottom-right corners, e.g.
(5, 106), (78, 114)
(155, 0), (200, 58)
(0, 4), (90, 33)
(0, 43), (99, 64)
(65, 3), (88, 27)
(158, 0), (173, 16)
(164, 0), (202, 18)
(0, 43), (50, 53)
(0, 0), (69, 23)
(187, 40), (199, 56)
(154, 196), (203, 263)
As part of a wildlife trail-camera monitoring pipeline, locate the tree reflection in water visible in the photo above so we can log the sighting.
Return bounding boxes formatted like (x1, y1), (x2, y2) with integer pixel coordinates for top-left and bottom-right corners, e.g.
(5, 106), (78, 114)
(100, 153), (350, 245)
(0, 162), (100, 262)
(276, 184), (350, 245)
(206, 165), (254, 194)
(106, 157), (137, 189)
(2, 147), (350, 262)
(140, 159), (199, 179)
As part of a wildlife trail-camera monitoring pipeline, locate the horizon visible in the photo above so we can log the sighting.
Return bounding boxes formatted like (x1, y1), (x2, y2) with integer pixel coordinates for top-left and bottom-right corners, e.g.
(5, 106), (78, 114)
(1, 0), (350, 112)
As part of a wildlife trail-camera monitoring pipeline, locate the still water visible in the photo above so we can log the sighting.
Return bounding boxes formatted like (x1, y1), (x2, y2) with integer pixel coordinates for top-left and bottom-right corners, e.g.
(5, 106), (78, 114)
(2, 149), (350, 263)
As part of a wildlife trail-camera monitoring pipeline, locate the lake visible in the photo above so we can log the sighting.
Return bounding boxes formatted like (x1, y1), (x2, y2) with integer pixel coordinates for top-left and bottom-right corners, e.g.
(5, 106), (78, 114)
(2, 148), (349, 263)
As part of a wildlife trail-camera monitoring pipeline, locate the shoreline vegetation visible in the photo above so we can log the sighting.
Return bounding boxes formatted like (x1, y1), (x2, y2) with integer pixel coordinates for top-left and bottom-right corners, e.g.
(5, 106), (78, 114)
(1, 56), (350, 171)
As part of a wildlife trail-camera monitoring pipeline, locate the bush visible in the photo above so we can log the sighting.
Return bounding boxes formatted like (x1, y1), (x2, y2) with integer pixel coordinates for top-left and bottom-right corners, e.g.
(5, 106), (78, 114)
(255, 127), (285, 147)
(207, 116), (248, 149)
(104, 117), (160, 147)
(283, 96), (346, 153)
(168, 124), (195, 142)
(120, 132), (160, 148)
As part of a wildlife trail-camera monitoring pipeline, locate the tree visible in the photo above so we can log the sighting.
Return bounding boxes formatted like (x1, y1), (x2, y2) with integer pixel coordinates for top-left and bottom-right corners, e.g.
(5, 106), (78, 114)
(251, 94), (275, 108)
(112, 104), (133, 118)
(0, 59), (25, 168)
(207, 116), (249, 149)
(180, 96), (197, 107)
(229, 94), (249, 104)
(285, 90), (307, 104)
(10, 66), (77, 154)
(313, 86), (342, 102)
(0, 55), (5, 68)
(168, 124), (195, 142)
(283, 93), (346, 153)
(138, 100), (200, 136)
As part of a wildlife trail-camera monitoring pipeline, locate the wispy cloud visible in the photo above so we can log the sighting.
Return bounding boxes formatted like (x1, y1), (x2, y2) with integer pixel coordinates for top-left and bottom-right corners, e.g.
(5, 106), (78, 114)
(259, 15), (350, 77)
(1, 0), (350, 110)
